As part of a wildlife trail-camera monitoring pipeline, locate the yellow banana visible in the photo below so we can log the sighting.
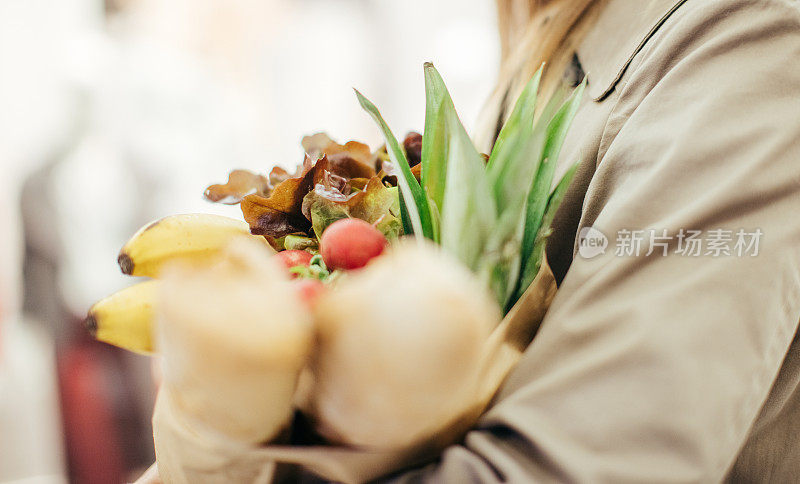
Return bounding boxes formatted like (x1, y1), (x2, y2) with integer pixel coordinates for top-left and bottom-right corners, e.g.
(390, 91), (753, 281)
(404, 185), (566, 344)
(85, 280), (159, 355)
(118, 213), (272, 277)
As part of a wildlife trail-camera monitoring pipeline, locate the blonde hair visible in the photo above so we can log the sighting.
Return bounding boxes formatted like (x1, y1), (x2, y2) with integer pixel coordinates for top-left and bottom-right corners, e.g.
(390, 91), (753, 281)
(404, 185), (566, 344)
(475, 0), (605, 150)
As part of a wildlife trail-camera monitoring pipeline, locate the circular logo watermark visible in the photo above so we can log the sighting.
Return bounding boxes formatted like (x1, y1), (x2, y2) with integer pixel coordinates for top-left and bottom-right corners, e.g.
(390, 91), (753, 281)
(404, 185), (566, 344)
(577, 226), (608, 259)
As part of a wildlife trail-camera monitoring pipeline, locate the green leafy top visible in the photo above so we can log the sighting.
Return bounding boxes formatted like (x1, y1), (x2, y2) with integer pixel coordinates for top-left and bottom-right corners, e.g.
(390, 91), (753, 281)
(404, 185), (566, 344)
(206, 63), (585, 314)
(357, 63), (584, 311)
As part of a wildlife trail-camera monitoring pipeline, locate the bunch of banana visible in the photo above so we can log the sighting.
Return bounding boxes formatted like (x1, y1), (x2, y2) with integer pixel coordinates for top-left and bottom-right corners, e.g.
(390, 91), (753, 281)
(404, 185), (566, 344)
(85, 213), (273, 354)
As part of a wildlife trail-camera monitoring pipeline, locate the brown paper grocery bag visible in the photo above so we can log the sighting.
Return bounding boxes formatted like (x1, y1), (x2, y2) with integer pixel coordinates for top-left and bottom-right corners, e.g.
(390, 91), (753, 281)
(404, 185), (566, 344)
(153, 260), (557, 484)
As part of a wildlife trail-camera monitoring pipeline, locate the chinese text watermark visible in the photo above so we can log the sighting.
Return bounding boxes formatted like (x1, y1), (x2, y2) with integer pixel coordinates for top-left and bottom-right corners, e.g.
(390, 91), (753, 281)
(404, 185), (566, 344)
(578, 227), (762, 259)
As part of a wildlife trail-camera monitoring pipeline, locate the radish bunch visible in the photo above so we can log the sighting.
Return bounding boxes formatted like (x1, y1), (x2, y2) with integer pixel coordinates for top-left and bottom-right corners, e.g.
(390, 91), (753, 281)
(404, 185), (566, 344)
(273, 218), (389, 306)
(320, 218), (388, 270)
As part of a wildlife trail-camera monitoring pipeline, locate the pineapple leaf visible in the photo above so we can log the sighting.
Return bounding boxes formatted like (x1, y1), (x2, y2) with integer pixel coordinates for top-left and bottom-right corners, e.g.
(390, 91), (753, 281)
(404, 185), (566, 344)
(355, 89), (434, 239)
(421, 63), (452, 225)
(482, 68), (547, 307)
(439, 96), (497, 275)
(512, 161), (579, 307)
(515, 80), (586, 301)
(486, 66), (543, 194)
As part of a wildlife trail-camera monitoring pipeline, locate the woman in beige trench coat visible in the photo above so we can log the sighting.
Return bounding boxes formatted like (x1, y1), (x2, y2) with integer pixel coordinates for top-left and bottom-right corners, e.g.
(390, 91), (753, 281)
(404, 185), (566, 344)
(139, 0), (800, 481)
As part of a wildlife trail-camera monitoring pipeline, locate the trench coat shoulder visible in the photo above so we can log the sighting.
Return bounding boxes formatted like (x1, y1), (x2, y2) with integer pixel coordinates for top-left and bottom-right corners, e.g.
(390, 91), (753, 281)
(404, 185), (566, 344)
(576, 0), (800, 103)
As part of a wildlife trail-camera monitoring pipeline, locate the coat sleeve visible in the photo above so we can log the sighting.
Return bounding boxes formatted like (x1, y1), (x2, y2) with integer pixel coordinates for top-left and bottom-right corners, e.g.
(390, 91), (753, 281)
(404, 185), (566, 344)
(380, 1), (800, 482)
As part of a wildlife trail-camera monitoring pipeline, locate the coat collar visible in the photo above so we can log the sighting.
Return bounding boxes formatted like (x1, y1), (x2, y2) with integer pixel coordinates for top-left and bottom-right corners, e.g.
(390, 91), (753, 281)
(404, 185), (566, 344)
(578, 0), (688, 100)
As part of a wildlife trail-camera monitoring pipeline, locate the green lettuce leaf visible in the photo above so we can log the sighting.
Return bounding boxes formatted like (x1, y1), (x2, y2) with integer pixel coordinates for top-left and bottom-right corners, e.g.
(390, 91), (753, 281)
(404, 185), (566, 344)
(301, 176), (402, 239)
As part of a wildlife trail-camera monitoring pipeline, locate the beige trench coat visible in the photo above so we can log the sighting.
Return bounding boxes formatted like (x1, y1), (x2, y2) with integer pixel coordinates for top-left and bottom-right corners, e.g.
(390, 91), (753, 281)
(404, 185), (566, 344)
(378, 0), (800, 482)
(140, 0), (800, 482)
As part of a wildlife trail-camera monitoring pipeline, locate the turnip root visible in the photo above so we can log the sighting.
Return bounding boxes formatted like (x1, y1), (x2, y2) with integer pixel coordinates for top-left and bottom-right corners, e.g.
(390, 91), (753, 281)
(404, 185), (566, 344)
(310, 241), (501, 449)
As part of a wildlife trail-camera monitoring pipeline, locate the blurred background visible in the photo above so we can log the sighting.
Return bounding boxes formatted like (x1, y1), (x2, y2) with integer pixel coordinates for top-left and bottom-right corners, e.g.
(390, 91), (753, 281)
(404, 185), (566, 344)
(0, 0), (499, 482)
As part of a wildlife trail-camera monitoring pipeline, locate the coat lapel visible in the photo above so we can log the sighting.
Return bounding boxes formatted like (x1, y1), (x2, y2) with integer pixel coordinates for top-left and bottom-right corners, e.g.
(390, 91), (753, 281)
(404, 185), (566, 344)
(578, 0), (687, 101)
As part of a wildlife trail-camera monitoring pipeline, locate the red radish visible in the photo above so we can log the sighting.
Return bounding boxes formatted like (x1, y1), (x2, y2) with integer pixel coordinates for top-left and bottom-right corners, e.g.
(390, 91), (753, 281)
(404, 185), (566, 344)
(275, 250), (313, 278)
(320, 218), (387, 270)
(293, 279), (325, 307)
